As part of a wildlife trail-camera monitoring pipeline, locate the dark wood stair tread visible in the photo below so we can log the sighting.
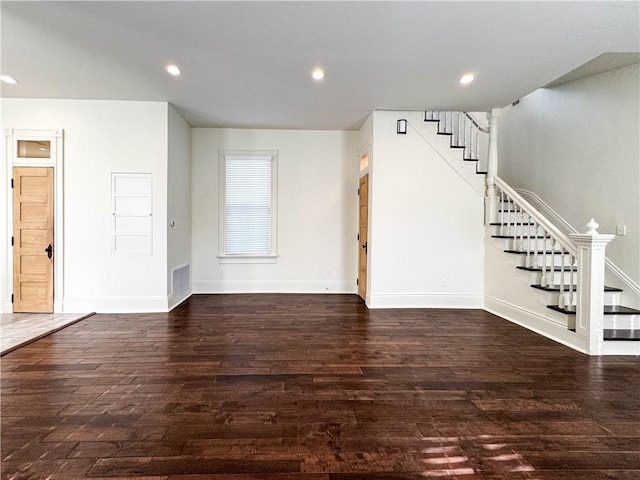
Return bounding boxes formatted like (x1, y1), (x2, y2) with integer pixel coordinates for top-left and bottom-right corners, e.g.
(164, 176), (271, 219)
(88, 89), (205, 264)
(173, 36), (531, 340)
(492, 235), (551, 239)
(603, 305), (640, 315)
(517, 266), (576, 272)
(547, 305), (640, 315)
(532, 285), (622, 292)
(604, 329), (640, 341)
(491, 222), (536, 226)
(505, 249), (565, 255)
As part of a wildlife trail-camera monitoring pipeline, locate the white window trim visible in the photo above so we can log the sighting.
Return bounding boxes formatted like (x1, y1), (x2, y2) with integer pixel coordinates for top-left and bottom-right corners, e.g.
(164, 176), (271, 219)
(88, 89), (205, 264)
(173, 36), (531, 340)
(217, 149), (278, 263)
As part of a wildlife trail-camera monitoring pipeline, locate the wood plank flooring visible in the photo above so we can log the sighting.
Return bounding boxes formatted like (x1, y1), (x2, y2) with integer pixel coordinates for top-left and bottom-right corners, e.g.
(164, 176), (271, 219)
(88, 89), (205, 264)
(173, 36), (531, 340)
(1, 294), (639, 479)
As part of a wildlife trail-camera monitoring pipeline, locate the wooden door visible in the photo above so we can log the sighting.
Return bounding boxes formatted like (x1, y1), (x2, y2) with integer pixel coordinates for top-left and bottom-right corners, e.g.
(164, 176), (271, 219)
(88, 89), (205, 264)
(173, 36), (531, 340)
(358, 174), (368, 300)
(13, 167), (54, 313)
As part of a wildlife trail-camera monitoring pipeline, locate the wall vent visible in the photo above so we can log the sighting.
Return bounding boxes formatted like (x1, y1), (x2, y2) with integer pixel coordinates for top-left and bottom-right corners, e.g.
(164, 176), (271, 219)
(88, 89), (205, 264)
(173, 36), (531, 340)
(172, 264), (190, 300)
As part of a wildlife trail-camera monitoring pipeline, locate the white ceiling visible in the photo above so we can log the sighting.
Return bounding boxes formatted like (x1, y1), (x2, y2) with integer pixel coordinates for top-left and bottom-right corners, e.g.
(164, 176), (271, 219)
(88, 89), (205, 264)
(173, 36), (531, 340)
(2, 1), (638, 130)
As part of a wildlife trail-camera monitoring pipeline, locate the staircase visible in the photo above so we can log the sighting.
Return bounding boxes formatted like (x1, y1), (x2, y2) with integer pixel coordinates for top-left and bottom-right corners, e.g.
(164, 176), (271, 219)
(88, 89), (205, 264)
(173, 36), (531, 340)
(424, 110), (488, 174)
(424, 110), (640, 355)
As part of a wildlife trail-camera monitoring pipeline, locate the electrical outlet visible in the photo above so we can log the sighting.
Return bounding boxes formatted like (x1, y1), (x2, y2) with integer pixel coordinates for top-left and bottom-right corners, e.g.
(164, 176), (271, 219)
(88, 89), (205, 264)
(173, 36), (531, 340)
(616, 225), (627, 236)
(441, 278), (447, 287)
(325, 268), (332, 277)
(218, 267), (224, 275)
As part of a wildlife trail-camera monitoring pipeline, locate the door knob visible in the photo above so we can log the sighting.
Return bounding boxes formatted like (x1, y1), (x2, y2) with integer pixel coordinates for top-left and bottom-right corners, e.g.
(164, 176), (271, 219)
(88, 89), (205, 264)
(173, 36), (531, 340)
(45, 244), (53, 259)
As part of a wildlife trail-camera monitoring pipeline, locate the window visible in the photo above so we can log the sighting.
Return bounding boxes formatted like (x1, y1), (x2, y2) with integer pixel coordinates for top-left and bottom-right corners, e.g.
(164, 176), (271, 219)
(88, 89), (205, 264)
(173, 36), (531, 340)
(218, 150), (278, 262)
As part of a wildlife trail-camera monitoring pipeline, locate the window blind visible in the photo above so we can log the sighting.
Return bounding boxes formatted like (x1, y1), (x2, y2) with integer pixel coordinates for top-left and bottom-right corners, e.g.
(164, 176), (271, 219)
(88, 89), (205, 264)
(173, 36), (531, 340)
(224, 156), (272, 255)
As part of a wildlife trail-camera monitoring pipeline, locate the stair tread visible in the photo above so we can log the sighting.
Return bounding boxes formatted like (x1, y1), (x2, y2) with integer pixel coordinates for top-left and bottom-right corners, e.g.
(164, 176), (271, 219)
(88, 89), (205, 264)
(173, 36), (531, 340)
(604, 329), (640, 341)
(604, 305), (640, 315)
(532, 285), (622, 292)
(547, 305), (640, 315)
(490, 222), (536, 226)
(505, 249), (565, 255)
(517, 266), (576, 272)
(492, 235), (551, 239)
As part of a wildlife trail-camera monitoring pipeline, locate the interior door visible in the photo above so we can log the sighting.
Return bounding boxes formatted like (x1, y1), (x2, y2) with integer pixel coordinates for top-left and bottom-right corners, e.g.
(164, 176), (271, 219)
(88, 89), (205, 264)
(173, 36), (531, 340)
(13, 167), (54, 313)
(358, 174), (368, 300)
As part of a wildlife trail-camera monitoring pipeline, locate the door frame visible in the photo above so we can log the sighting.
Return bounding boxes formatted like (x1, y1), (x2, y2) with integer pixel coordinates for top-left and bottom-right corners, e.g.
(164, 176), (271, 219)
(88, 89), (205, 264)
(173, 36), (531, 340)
(357, 145), (371, 305)
(4, 128), (64, 313)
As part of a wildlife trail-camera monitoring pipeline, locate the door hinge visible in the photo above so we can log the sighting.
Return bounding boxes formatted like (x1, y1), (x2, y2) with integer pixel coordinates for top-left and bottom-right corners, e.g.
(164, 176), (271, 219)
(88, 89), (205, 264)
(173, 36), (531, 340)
(11, 178), (14, 188)
(356, 279), (359, 286)
(357, 188), (360, 196)
(11, 236), (14, 246)
(357, 233), (360, 241)
(11, 294), (14, 303)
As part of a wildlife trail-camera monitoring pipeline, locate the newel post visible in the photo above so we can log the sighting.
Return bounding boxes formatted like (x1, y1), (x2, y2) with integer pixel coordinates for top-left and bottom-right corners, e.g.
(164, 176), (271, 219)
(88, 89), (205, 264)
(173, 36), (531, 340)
(485, 108), (502, 225)
(569, 219), (614, 355)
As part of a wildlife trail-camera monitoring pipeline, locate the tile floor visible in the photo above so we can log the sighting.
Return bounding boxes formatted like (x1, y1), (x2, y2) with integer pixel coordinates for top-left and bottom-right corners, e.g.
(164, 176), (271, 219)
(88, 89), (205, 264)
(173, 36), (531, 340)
(0, 312), (94, 355)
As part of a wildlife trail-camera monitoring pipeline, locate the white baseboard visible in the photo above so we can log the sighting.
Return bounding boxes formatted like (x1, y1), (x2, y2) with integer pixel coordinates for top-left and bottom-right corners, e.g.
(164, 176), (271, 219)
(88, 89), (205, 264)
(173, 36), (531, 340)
(192, 280), (356, 294)
(0, 300), (12, 313)
(485, 295), (587, 354)
(168, 290), (192, 311)
(368, 293), (484, 309)
(62, 296), (169, 313)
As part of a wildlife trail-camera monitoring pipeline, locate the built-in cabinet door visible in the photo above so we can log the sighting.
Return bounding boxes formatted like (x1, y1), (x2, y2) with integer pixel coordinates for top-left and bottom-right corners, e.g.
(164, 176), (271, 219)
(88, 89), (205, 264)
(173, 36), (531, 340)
(13, 167), (54, 313)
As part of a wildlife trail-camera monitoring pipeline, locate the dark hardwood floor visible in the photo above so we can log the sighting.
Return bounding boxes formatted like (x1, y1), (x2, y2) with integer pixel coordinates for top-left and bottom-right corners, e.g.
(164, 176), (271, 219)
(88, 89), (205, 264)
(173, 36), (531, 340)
(1, 294), (639, 479)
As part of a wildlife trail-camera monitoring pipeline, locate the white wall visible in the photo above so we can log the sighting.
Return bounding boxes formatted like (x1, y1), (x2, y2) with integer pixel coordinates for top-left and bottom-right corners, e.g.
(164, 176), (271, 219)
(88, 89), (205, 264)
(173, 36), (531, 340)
(368, 110), (485, 308)
(191, 128), (359, 293)
(499, 64), (640, 286)
(1, 98), (170, 312)
(167, 104), (192, 308)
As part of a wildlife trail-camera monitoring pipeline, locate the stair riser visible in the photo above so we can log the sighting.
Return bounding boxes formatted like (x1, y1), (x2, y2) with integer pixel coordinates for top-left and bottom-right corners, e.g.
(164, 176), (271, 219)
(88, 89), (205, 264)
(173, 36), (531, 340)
(535, 271), (578, 285)
(498, 212), (533, 224)
(553, 291), (621, 306)
(506, 238), (556, 251)
(495, 225), (546, 237)
(605, 316), (640, 330)
(524, 256), (575, 268)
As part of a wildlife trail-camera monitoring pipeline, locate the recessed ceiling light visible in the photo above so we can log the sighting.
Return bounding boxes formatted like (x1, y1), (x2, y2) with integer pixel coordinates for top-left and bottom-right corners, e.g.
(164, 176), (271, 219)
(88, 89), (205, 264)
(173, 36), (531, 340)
(166, 64), (181, 76)
(459, 73), (475, 85)
(0, 75), (18, 84)
(312, 68), (325, 80)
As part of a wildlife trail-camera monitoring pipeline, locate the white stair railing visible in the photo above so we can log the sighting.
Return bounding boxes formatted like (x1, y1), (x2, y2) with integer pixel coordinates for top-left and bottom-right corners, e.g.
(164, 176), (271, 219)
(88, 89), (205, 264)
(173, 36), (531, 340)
(493, 176), (615, 354)
(495, 177), (579, 311)
(425, 110), (487, 161)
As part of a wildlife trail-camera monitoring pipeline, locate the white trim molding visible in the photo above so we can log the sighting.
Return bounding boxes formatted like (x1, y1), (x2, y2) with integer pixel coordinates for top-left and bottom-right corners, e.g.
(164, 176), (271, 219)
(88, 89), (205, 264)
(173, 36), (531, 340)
(4, 128), (65, 313)
(485, 295), (588, 354)
(192, 280), (356, 294)
(368, 293), (484, 309)
(63, 296), (169, 313)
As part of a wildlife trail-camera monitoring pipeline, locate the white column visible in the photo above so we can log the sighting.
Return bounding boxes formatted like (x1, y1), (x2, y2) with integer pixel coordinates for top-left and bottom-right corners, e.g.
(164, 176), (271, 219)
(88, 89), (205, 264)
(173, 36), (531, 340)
(569, 219), (614, 355)
(485, 108), (501, 225)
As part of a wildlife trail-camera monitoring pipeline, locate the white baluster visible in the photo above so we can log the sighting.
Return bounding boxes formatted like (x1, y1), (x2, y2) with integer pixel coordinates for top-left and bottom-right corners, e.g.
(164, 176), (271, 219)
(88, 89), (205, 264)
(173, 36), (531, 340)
(499, 190), (505, 235)
(533, 223), (540, 268)
(474, 126), (479, 160)
(541, 231), (547, 287)
(548, 241), (555, 288)
(568, 256), (575, 312)
(558, 248), (566, 310)
(519, 209), (525, 251)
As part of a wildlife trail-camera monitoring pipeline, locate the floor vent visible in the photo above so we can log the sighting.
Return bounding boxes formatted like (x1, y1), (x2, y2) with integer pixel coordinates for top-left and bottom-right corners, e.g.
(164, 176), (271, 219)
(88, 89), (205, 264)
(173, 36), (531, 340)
(172, 264), (190, 299)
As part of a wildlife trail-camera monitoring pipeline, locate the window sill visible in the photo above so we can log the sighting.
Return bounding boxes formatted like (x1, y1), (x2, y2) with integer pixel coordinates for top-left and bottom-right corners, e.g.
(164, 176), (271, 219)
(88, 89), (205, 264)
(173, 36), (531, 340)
(218, 255), (278, 264)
